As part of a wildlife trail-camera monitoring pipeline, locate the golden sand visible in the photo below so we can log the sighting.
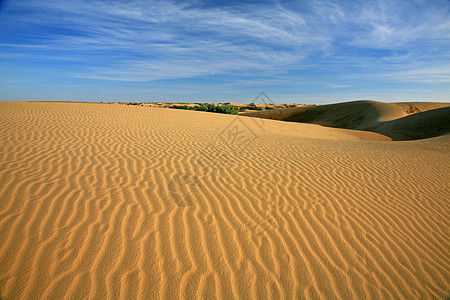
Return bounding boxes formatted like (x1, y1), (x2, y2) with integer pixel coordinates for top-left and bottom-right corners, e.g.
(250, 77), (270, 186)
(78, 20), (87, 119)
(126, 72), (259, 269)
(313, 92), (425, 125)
(0, 101), (449, 298)
(242, 100), (450, 141)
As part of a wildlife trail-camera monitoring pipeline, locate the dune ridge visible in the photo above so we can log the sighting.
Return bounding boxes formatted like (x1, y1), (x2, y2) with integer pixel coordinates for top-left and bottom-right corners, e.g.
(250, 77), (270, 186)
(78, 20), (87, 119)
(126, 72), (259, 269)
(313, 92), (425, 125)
(0, 101), (449, 299)
(241, 100), (450, 140)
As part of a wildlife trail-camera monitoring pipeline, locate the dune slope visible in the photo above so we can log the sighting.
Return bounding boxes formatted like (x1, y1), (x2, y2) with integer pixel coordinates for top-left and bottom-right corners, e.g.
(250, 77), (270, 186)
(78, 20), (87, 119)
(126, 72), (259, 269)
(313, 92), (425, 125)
(0, 102), (449, 299)
(376, 106), (450, 140)
(242, 100), (450, 140)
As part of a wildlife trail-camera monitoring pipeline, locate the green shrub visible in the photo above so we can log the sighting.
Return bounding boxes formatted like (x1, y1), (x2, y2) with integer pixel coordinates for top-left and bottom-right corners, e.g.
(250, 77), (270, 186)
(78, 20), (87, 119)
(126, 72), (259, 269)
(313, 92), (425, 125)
(192, 104), (239, 115)
(240, 106), (263, 111)
(169, 105), (190, 110)
(169, 103), (239, 115)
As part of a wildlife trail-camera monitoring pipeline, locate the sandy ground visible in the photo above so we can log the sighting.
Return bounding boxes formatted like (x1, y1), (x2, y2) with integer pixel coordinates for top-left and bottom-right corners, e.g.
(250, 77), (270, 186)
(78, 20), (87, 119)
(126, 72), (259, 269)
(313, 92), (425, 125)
(0, 101), (449, 299)
(242, 100), (450, 140)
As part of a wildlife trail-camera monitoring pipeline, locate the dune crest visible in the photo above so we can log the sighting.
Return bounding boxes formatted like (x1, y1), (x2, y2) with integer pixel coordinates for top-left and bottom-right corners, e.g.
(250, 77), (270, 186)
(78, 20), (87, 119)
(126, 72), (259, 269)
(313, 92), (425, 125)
(0, 101), (449, 299)
(242, 100), (450, 140)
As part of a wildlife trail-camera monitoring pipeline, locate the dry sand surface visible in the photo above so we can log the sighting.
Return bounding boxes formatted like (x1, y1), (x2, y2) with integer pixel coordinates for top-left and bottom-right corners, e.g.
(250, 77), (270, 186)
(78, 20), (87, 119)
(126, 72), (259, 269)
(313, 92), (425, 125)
(0, 101), (449, 299)
(242, 100), (450, 140)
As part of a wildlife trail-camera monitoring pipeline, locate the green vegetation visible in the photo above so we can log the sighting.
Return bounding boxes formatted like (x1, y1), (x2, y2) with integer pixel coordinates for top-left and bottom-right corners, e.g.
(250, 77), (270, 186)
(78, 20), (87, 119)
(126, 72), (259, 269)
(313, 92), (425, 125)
(239, 106), (263, 111)
(169, 105), (190, 110)
(168, 103), (297, 114)
(169, 104), (240, 115)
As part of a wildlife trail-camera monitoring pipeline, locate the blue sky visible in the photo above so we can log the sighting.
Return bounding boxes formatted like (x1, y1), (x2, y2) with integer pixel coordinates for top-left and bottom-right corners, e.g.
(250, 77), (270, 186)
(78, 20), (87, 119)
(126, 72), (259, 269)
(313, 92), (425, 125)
(0, 0), (449, 103)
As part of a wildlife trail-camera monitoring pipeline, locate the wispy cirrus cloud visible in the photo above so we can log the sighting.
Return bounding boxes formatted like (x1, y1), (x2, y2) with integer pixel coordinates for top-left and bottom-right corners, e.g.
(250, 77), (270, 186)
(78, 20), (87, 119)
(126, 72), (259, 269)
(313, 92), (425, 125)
(1, 0), (318, 80)
(384, 65), (450, 83)
(0, 0), (449, 102)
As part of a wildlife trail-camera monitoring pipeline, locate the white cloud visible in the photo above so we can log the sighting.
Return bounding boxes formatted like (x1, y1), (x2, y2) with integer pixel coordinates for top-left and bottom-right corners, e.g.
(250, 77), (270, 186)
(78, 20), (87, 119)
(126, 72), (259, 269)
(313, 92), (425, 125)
(1, 1), (323, 71)
(385, 65), (450, 83)
(329, 84), (352, 88)
(350, 0), (450, 48)
(0, 0), (449, 85)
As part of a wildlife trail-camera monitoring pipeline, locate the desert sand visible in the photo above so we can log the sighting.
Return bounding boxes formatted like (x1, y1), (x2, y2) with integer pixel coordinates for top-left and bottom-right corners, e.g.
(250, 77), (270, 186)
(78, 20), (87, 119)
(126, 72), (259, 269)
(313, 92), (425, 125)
(241, 100), (450, 140)
(0, 101), (449, 299)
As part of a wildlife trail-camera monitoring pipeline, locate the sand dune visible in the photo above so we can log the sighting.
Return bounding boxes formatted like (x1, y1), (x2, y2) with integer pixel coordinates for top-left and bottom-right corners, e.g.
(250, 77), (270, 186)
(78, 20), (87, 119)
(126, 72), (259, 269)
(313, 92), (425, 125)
(0, 101), (449, 299)
(242, 100), (450, 140)
(375, 106), (450, 140)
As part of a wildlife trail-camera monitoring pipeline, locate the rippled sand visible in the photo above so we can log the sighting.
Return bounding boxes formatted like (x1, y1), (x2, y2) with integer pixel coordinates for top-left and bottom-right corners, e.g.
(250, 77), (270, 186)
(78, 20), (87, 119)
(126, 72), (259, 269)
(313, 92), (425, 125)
(0, 101), (449, 299)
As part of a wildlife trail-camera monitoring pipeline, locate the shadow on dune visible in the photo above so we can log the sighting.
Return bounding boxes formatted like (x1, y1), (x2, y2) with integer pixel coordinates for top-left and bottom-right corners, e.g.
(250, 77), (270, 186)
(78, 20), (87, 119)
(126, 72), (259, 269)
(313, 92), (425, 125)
(375, 107), (450, 140)
(241, 100), (450, 141)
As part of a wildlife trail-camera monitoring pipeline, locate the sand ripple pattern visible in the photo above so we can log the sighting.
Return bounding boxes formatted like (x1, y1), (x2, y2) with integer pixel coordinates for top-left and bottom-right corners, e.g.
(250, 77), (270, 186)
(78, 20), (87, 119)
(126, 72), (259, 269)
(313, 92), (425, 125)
(0, 102), (449, 299)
